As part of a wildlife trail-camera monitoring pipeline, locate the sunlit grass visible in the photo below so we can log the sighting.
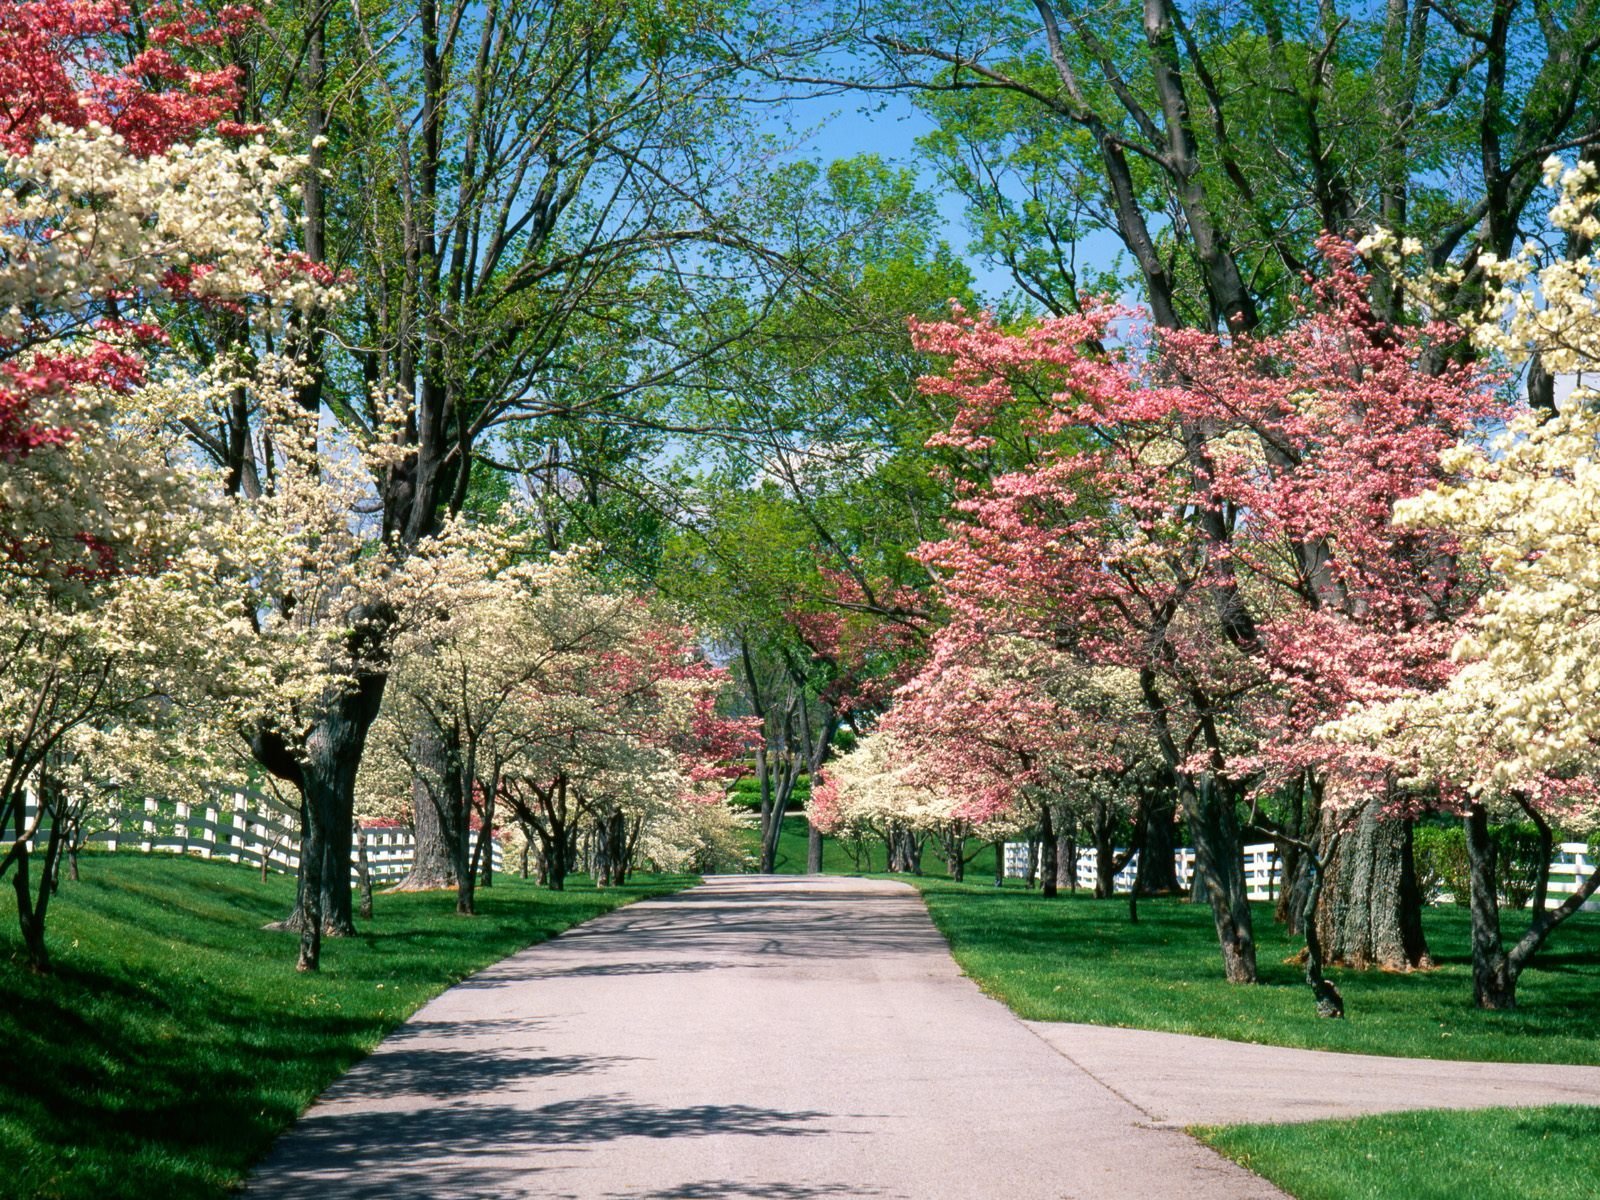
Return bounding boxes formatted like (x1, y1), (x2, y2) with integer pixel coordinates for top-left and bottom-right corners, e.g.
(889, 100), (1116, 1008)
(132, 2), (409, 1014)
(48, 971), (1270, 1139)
(911, 879), (1600, 1063)
(1196, 1105), (1600, 1200)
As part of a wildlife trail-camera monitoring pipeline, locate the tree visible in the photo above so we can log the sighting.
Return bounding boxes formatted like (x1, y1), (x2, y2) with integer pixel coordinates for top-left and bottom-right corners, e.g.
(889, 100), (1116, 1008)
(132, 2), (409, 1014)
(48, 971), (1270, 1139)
(1333, 160), (1600, 1008)
(908, 255), (1496, 982)
(811, 729), (1011, 880)
(741, 2), (1600, 341)
(151, 0), (808, 964)
(0, 1), (326, 971)
(372, 550), (751, 893)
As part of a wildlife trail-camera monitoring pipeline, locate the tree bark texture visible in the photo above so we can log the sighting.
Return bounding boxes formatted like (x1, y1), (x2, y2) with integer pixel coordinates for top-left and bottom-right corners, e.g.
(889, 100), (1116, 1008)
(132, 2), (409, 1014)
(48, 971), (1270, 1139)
(1316, 803), (1430, 971)
(1186, 773), (1258, 983)
(391, 729), (458, 891)
(1135, 786), (1179, 895)
(1464, 804), (1516, 1009)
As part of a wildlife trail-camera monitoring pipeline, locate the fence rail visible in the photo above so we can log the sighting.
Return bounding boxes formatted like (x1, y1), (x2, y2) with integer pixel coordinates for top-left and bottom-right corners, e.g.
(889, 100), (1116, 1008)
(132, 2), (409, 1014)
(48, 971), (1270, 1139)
(17, 792), (500, 882)
(1005, 840), (1599, 909)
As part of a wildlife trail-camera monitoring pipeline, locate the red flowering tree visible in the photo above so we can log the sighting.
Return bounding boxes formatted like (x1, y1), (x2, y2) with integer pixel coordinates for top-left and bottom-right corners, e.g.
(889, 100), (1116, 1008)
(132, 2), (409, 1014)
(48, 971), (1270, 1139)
(908, 255), (1497, 983)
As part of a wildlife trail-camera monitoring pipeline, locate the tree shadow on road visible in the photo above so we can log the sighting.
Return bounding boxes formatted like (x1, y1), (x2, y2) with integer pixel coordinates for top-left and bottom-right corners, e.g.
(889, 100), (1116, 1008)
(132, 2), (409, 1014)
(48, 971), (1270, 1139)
(254, 1095), (839, 1197)
(321, 1045), (635, 1100)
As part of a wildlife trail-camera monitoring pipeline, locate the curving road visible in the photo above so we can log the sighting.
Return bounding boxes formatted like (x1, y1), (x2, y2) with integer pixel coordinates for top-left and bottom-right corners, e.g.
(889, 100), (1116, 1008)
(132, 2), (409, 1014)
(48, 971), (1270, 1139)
(249, 876), (1284, 1199)
(248, 874), (1600, 1199)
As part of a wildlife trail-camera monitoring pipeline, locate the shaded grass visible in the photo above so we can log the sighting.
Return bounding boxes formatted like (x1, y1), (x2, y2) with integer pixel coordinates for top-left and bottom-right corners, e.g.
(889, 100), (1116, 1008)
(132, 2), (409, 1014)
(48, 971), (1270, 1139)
(0, 852), (688, 1200)
(1195, 1105), (1600, 1200)
(911, 879), (1600, 1063)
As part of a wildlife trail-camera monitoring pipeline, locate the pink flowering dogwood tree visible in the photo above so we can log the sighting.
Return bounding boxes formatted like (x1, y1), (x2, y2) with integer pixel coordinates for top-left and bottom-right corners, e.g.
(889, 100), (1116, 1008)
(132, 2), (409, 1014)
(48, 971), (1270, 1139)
(907, 254), (1497, 984)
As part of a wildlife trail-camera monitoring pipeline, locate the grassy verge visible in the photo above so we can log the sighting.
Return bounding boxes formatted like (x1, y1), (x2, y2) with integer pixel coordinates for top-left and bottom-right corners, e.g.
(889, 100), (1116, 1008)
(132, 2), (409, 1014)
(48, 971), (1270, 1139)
(0, 852), (688, 1200)
(910, 879), (1600, 1063)
(1195, 1105), (1600, 1200)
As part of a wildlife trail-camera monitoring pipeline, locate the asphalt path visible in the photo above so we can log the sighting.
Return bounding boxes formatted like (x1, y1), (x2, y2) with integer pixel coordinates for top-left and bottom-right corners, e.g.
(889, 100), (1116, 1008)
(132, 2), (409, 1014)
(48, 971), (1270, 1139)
(247, 876), (1599, 1199)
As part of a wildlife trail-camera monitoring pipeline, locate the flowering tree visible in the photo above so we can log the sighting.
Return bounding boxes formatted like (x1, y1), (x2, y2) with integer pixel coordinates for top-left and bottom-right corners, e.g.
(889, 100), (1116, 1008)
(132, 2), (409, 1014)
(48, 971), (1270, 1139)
(908, 256), (1496, 982)
(364, 551), (752, 895)
(1334, 161), (1600, 1008)
(0, 1), (329, 971)
(810, 730), (989, 879)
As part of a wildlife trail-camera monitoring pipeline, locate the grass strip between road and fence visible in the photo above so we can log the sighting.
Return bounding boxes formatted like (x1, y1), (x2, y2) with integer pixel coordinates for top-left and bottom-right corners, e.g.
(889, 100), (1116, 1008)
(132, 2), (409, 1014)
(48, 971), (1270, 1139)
(909, 878), (1600, 1063)
(0, 852), (690, 1200)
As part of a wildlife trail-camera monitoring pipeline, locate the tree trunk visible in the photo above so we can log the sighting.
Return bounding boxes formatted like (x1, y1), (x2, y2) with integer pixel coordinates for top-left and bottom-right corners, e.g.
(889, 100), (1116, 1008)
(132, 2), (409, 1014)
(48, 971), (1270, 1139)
(806, 823), (823, 874)
(1186, 772), (1258, 984)
(1135, 785), (1179, 894)
(392, 730), (458, 891)
(476, 789), (496, 890)
(1040, 804), (1058, 899)
(1464, 804), (1516, 1009)
(355, 825), (374, 921)
(993, 839), (1004, 887)
(1061, 829), (1078, 893)
(943, 826), (966, 882)
(9, 798), (64, 974)
(1316, 801), (1431, 971)
(1302, 841), (1345, 1018)
(1094, 835), (1117, 898)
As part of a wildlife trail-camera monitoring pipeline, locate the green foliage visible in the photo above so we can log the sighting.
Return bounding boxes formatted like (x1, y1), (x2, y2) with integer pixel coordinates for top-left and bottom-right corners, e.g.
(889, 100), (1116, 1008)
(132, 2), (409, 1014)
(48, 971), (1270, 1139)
(1198, 1106), (1600, 1200)
(1413, 823), (1551, 910)
(912, 881), (1600, 1064)
(0, 853), (687, 1200)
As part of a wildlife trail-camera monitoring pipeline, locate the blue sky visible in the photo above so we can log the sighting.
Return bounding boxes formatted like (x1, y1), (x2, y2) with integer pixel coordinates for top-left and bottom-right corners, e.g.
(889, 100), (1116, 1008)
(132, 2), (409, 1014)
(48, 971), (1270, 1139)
(762, 89), (1022, 302)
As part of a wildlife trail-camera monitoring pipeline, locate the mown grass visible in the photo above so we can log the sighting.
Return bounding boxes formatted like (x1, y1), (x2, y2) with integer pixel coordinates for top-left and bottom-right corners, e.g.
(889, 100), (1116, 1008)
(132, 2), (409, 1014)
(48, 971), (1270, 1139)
(0, 852), (688, 1200)
(1196, 1105), (1600, 1200)
(911, 879), (1600, 1063)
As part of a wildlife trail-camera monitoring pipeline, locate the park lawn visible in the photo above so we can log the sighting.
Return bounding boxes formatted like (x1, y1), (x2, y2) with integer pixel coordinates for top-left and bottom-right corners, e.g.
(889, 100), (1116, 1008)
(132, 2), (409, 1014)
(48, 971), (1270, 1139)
(0, 852), (688, 1200)
(1195, 1105), (1600, 1200)
(911, 879), (1600, 1064)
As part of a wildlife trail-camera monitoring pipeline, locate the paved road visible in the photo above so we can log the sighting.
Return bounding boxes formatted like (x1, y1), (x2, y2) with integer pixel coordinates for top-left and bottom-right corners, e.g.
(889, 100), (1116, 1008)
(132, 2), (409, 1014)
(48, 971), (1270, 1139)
(1026, 1021), (1600, 1128)
(249, 876), (1285, 1199)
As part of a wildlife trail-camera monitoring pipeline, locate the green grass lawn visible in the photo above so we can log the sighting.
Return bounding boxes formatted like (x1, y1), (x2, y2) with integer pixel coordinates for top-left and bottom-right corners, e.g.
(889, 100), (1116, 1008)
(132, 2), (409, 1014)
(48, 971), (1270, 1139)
(0, 852), (688, 1200)
(1195, 1105), (1600, 1200)
(910, 879), (1600, 1062)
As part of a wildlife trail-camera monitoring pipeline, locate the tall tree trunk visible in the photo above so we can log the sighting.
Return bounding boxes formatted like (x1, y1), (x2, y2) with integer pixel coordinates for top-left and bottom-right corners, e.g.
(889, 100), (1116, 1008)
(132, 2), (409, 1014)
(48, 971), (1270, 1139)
(1056, 830), (1075, 892)
(993, 839), (1005, 887)
(806, 823), (823, 874)
(944, 825), (966, 881)
(1302, 838), (1345, 1018)
(10, 794), (64, 974)
(355, 825), (374, 921)
(1316, 800), (1430, 970)
(273, 681), (387, 957)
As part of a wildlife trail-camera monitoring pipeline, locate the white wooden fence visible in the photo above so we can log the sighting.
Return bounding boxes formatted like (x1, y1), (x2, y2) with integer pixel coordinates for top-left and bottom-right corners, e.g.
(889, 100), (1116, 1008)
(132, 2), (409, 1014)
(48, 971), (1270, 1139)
(25, 791), (499, 882)
(1005, 840), (1599, 909)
